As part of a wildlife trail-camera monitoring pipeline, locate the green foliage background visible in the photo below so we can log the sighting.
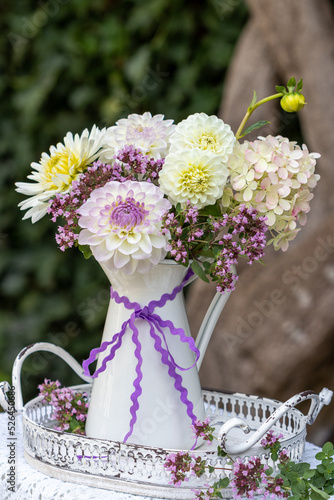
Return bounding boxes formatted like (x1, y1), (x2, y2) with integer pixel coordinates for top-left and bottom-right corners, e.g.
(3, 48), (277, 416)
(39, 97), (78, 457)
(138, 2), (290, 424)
(0, 0), (248, 401)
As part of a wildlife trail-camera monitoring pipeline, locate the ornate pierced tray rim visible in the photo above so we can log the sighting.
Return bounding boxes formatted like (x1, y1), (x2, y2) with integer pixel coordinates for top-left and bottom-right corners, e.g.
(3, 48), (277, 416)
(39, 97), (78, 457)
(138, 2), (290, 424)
(22, 385), (306, 453)
(21, 386), (308, 499)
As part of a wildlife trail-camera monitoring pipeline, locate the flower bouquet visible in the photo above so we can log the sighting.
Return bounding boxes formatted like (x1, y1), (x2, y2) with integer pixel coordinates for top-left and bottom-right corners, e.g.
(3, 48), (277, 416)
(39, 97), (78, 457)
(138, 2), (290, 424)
(15, 77), (321, 450)
(16, 77), (319, 294)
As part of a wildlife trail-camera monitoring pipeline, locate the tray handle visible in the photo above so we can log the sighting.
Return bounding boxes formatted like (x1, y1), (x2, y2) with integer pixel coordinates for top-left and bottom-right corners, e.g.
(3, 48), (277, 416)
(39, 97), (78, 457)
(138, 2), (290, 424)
(217, 388), (333, 455)
(0, 342), (93, 413)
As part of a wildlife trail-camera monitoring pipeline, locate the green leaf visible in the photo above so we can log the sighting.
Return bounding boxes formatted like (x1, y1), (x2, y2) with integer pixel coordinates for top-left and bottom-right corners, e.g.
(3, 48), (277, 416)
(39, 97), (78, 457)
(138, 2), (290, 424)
(287, 471), (300, 482)
(296, 78), (303, 92)
(69, 419), (80, 431)
(217, 477), (229, 488)
(239, 120), (270, 138)
(316, 452), (326, 461)
(275, 85), (286, 94)
(297, 480), (306, 492)
(311, 493), (326, 500)
(313, 476), (326, 489)
(191, 261), (209, 283)
(203, 260), (212, 271)
(322, 442), (334, 454)
(175, 203), (182, 214)
(290, 482), (301, 495)
(304, 469), (316, 480)
(293, 463), (311, 474)
(287, 76), (296, 91)
(212, 245), (222, 257)
(217, 446), (227, 457)
(78, 244), (92, 259)
(216, 492), (223, 499)
(324, 485), (334, 494)
(249, 90), (257, 108)
(200, 202), (221, 217)
(310, 483), (330, 499)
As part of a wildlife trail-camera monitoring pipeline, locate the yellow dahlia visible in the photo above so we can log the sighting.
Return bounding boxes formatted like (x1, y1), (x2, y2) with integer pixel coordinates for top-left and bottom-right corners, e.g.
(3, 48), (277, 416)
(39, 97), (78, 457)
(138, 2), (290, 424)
(159, 149), (229, 209)
(15, 125), (106, 222)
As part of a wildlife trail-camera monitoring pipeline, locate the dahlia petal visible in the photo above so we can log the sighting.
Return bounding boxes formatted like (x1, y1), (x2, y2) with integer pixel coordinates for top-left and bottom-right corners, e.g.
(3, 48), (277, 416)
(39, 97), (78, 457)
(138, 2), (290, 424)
(113, 251), (130, 268)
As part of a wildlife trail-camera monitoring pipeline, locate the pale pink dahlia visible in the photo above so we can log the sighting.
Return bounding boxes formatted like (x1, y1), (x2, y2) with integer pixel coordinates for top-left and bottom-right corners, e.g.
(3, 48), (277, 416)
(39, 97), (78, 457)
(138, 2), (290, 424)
(77, 180), (171, 274)
(100, 112), (175, 162)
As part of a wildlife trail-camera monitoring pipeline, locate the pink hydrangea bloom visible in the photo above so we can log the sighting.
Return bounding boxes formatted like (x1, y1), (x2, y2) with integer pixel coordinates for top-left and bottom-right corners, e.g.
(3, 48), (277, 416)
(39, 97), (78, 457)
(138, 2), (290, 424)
(228, 135), (320, 251)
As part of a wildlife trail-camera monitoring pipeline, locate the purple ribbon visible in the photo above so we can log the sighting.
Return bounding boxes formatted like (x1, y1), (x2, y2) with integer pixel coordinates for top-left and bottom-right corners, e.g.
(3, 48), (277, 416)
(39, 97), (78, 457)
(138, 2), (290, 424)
(83, 268), (200, 443)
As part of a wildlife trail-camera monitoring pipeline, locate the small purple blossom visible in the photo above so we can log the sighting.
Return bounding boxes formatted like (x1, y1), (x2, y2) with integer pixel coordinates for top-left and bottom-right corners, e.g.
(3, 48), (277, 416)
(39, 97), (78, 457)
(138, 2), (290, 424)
(231, 457), (269, 498)
(164, 451), (206, 486)
(191, 418), (215, 444)
(261, 430), (284, 449)
(38, 380), (89, 435)
(160, 202), (267, 294)
(278, 449), (290, 464)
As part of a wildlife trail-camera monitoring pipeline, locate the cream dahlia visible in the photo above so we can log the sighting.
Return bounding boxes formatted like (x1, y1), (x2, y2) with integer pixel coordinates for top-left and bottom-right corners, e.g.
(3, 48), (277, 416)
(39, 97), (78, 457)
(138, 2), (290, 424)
(77, 180), (171, 274)
(159, 149), (229, 209)
(15, 126), (107, 222)
(101, 112), (175, 162)
(169, 112), (236, 161)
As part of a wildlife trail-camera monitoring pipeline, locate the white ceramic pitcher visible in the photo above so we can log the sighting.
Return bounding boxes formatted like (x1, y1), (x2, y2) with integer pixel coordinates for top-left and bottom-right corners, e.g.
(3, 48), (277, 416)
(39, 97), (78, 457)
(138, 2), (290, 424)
(84, 260), (231, 450)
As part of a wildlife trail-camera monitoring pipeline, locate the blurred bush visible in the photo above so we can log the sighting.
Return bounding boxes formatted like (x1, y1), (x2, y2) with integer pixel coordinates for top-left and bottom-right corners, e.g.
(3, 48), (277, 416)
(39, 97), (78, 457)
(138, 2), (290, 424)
(0, 0), (247, 401)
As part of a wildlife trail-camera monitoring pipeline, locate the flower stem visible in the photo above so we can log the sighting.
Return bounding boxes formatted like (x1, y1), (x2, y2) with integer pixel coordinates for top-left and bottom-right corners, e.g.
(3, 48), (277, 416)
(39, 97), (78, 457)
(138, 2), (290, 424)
(235, 93), (284, 140)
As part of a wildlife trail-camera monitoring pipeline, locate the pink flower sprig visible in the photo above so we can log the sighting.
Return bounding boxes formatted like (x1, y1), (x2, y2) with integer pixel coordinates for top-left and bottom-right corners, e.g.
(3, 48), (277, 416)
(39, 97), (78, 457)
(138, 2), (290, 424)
(261, 430), (292, 467)
(261, 430), (284, 449)
(231, 457), (269, 498)
(48, 161), (117, 251)
(116, 144), (164, 181)
(231, 457), (290, 499)
(164, 451), (208, 486)
(38, 379), (89, 435)
(38, 378), (62, 399)
(161, 202), (267, 294)
(191, 418), (215, 444)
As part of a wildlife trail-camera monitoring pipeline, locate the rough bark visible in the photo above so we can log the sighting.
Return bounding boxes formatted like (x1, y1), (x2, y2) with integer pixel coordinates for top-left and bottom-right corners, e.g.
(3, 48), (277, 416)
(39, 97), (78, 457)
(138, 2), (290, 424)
(187, 0), (334, 445)
(218, 18), (280, 140)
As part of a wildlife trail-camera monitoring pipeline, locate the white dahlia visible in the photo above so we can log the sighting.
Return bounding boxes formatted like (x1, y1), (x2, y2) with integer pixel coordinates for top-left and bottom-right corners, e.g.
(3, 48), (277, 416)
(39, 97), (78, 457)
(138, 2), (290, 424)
(101, 112), (175, 162)
(77, 180), (171, 274)
(15, 126), (107, 222)
(159, 149), (229, 209)
(169, 112), (236, 161)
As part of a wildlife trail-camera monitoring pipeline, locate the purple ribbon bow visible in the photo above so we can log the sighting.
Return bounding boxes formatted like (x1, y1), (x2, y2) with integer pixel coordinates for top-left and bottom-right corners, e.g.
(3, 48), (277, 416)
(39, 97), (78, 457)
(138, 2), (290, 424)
(83, 268), (200, 443)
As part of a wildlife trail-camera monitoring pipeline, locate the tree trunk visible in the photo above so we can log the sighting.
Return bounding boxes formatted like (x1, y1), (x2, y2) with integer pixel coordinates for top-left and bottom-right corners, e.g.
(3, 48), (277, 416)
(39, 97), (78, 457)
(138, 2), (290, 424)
(187, 0), (334, 445)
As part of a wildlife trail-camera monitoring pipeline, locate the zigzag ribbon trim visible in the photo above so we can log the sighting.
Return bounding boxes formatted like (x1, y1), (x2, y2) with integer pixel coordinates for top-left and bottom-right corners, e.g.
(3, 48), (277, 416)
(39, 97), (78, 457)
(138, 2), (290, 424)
(83, 268), (200, 443)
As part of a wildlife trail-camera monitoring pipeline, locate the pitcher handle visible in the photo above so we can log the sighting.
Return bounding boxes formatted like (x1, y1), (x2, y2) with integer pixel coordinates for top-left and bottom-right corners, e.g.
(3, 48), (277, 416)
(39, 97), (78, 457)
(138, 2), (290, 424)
(217, 388), (333, 455)
(0, 342), (92, 413)
(195, 290), (232, 370)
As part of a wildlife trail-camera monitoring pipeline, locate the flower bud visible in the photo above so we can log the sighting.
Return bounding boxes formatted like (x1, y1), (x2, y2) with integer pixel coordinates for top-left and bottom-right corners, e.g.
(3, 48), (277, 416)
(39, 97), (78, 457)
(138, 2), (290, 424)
(280, 92), (306, 112)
